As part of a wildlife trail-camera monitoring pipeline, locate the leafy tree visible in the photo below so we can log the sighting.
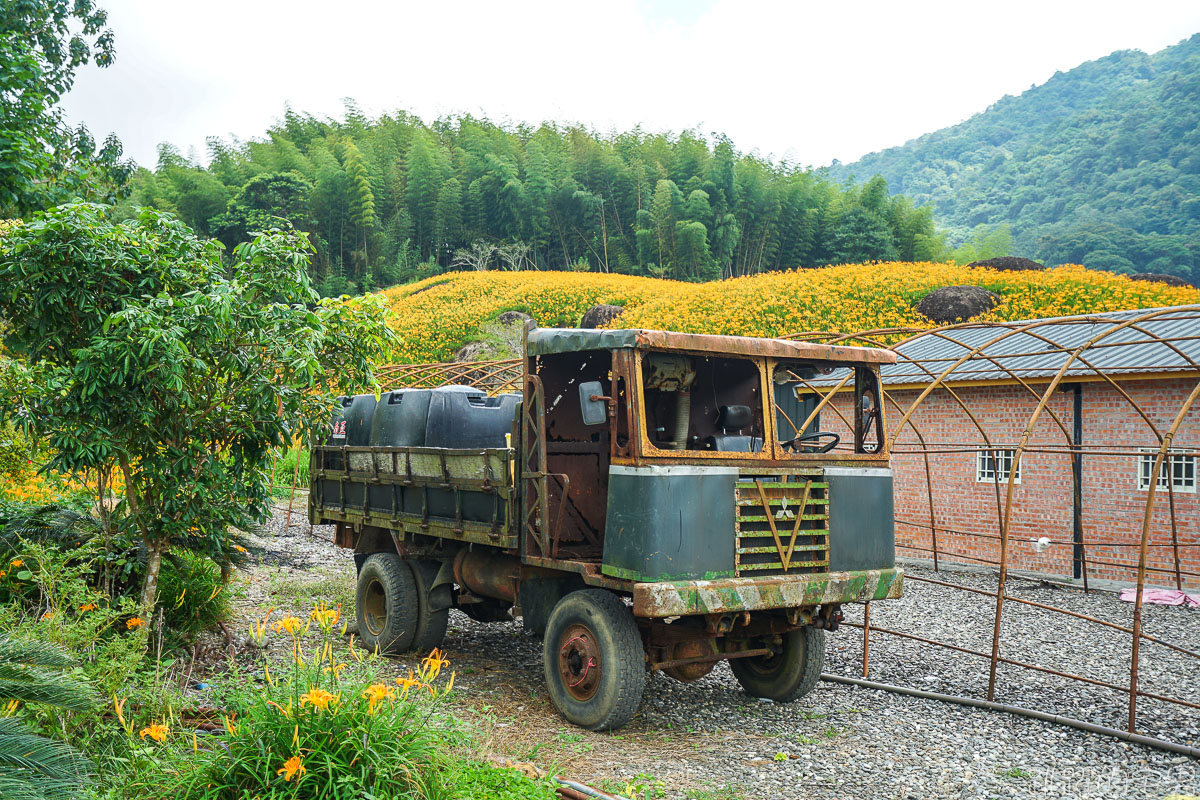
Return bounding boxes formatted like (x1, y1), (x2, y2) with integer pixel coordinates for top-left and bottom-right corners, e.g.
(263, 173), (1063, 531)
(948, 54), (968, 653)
(404, 135), (445, 259)
(209, 171), (314, 254)
(128, 105), (956, 284)
(0, 204), (392, 612)
(1, 0), (131, 216)
(951, 223), (1013, 264)
(433, 177), (463, 264)
(342, 140), (376, 265)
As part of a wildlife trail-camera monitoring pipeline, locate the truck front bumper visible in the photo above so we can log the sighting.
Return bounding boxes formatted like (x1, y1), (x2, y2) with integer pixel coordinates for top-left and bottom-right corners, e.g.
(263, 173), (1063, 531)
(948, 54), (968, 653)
(631, 568), (903, 618)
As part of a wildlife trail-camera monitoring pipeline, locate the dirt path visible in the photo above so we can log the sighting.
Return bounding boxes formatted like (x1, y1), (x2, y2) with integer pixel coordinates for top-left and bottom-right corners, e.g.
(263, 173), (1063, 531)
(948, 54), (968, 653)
(207, 504), (1200, 800)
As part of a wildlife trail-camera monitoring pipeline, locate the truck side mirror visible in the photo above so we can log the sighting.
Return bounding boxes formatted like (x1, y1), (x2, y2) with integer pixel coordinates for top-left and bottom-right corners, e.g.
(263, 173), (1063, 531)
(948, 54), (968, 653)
(579, 381), (608, 426)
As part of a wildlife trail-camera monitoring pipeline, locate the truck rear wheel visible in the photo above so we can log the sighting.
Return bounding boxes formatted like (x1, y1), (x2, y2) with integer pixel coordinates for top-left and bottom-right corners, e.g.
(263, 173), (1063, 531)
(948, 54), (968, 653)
(356, 553), (418, 655)
(409, 559), (450, 653)
(729, 627), (825, 702)
(543, 589), (645, 731)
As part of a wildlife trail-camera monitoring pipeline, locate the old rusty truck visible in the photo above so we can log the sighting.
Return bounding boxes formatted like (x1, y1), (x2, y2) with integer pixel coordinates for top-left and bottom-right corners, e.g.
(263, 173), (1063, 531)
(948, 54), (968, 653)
(309, 326), (902, 730)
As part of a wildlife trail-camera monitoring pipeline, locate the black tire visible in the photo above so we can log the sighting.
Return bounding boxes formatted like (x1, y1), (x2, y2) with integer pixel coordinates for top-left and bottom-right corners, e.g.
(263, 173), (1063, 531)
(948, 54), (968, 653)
(543, 589), (645, 731)
(409, 559), (450, 653)
(356, 553), (418, 655)
(730, 627), (825, 702)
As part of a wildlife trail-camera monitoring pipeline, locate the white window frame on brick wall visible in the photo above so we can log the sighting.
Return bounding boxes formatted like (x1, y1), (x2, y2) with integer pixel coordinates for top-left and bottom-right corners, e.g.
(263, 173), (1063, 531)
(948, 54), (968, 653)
(976, 449), (1021, 484)
(1137, 448), (1197, 493)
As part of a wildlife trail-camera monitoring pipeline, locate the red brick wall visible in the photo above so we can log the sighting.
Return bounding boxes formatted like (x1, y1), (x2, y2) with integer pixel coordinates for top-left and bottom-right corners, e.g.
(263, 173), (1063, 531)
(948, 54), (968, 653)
(824, 377), (1200, 588)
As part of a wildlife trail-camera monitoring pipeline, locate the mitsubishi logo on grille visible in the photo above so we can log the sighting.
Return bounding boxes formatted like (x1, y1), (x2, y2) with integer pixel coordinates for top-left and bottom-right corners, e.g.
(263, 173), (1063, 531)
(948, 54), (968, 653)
(754, 479), (813, 572)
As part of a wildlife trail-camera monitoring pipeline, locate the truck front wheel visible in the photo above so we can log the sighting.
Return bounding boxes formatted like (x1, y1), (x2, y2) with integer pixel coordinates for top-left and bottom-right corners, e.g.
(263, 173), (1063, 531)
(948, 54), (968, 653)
(356, 553), (418, 655)
(729, 627), (825, 702)
(543, 589), (645, 731)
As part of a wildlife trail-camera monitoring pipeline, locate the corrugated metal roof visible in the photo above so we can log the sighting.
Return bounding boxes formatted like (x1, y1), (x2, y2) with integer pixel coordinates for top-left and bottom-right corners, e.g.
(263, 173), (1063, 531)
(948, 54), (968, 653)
(525, 328), (896, 363)
(881, 307), (1200, 386)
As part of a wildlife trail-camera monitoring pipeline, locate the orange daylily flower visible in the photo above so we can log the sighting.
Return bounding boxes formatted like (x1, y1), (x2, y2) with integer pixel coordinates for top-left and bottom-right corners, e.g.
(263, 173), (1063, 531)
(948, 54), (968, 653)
(299, 688), (337, 712)
(421, 648), (450, 678)
(362, 683), (396, 714)
(277, 755), (306, 782)
(139, 723), (169, 743)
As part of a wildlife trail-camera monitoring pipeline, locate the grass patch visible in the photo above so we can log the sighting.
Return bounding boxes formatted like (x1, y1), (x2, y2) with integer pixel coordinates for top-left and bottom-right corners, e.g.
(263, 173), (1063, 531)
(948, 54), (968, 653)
(795, 726), (842, 746)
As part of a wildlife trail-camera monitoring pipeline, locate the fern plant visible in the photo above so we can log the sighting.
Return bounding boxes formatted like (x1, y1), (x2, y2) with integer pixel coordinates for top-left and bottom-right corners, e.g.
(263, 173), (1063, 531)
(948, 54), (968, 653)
(0, 637), (99, 800)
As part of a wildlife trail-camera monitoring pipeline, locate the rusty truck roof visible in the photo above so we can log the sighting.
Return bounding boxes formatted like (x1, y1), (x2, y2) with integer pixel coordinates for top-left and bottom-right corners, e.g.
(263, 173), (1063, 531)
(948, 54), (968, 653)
(525, 328), (897, 364)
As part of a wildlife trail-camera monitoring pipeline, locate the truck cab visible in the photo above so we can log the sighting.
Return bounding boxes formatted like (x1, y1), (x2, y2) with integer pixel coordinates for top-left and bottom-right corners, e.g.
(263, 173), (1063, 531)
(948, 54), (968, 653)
(310, 327), (902, 730)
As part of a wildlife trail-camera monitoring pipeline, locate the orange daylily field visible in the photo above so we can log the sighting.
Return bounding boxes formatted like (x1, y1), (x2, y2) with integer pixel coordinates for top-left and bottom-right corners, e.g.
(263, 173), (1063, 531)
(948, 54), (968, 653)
(379, 262), (1200, 364)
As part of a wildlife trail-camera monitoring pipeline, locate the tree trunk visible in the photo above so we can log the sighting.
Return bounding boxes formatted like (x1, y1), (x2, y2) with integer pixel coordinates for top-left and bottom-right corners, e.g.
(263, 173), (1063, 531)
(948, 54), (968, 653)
(140, 540), (166, 612)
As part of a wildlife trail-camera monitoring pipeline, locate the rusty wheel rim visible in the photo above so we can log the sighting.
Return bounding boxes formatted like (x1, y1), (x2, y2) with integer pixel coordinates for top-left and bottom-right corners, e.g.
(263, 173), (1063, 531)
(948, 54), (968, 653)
(363, 577), (387, 636)
(557, 623), (602, 701)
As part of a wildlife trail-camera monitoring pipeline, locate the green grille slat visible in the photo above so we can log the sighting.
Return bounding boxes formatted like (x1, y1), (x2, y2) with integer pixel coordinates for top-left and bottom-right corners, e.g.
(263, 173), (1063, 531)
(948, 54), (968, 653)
(738, 560), (828, 571)
(737, 544), (828, 554)
(737, 513), (828, 523)
(734, 473), (830, 578)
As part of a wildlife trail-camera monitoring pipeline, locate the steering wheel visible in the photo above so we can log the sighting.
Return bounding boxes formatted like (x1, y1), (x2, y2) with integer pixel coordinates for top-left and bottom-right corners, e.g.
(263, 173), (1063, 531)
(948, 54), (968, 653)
(782, 431), (841, 454)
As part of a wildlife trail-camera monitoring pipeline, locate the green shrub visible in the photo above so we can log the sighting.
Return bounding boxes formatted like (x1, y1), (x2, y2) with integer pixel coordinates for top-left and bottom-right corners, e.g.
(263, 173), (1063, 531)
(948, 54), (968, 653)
(0, 503), (248, 629)
(157, 551), (230, 639)
(123, 606), (468, 799)
(270, 446), (310, 497)
(443, 763), (559, 799)
(0, 636), (100, 800)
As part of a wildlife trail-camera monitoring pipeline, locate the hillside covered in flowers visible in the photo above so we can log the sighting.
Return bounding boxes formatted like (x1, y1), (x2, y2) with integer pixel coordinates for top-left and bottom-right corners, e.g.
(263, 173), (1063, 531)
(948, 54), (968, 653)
(379, 262), (1200, 364)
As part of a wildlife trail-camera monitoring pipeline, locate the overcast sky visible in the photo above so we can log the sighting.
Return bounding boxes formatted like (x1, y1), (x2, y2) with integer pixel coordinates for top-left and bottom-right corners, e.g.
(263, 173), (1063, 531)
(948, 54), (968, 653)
(61, 0), (1200, 171)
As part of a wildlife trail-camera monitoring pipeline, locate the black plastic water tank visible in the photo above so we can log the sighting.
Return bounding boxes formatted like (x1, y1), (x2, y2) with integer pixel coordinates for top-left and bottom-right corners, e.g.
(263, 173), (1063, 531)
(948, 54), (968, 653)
(369, 389), (432, 447)
(341, 393), (377, 509)
(425, 386), (520, 449)
(317, 396), (353, 509)
(367, 389), (431, 513)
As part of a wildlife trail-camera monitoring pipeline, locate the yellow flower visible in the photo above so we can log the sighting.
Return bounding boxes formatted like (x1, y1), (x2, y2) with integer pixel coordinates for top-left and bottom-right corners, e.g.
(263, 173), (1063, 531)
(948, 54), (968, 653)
(113, 696), (134, 736)
(266, 699), (293, 718)
(273, 615), (303, 636)
(421, 648), (450, 679)
(277, 755), (306, 782)
(126, 617), (144, 629)
(10, 559), (22, 568)
(79, 603), (97, 612)
(395, 669), (423, 697)
(309, 601), (341, 632)
(139, 723), (169, 743)
(362, 683), (395, 714)
(299, 687), (337, 712)
(234, 544), (248, 553)
(322, 662), (347, 677)
(248, 608), (274, 646)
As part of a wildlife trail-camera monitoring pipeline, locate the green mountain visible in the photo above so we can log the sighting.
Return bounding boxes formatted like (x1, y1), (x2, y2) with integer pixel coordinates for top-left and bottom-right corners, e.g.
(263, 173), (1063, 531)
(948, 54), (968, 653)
(830, 34), (1200, 281)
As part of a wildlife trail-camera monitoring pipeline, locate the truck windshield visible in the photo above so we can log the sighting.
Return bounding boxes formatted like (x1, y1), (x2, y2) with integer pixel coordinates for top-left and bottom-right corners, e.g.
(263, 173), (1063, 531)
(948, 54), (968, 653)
(640, 353), (765, 453)
(772, 361), (883, 456)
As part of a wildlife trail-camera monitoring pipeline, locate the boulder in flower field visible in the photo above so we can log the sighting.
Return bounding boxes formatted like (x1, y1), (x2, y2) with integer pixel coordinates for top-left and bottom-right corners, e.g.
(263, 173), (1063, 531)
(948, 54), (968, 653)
(966, 256), (1044, 271)
(916, 286), (1000, 324)
(1129, 273), (1191, 287)
(579, 304), (624, 329)
(496, 310), (535, 326)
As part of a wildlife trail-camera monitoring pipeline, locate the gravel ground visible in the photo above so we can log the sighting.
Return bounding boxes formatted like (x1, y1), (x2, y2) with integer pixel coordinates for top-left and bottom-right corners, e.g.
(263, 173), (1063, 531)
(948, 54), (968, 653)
(228, 503), (1200, 800)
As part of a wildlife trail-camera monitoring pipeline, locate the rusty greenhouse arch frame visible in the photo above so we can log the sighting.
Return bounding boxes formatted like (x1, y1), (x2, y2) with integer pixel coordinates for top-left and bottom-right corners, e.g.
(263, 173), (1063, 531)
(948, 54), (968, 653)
(358, 307), (1200, 755)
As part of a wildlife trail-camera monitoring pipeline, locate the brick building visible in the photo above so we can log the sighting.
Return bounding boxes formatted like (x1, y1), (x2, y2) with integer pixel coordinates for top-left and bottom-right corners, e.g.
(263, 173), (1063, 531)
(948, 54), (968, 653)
(820, 308), (1200, 589)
